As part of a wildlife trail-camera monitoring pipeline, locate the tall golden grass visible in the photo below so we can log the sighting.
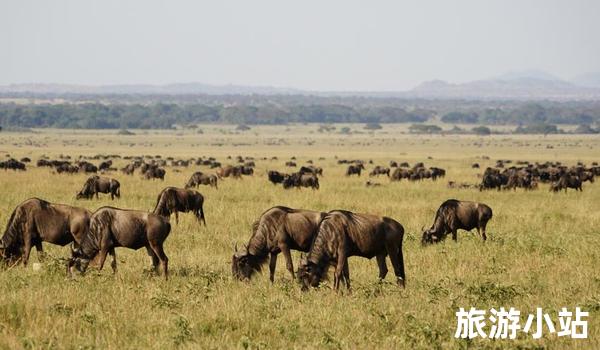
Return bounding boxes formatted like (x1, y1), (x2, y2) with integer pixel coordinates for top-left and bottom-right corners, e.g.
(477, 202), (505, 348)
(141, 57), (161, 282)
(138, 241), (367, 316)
(0, 126), (598, 349)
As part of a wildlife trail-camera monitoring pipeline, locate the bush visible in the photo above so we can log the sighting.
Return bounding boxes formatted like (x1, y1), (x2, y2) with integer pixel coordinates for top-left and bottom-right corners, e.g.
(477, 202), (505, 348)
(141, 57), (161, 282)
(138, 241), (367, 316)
(514, 123), (561, 135)
(364, 122), (382, 130)
(472, 126), (491, 135)
(408, 124), (442, 134)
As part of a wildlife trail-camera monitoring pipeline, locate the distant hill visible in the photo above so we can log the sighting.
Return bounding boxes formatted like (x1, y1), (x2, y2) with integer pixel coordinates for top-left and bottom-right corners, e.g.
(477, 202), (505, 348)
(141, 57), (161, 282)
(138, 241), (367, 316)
(409, 75), (600, 100)
(2, 70), (600, 100)
(0, 82), (302, 96)
(571, 72), (600, 89)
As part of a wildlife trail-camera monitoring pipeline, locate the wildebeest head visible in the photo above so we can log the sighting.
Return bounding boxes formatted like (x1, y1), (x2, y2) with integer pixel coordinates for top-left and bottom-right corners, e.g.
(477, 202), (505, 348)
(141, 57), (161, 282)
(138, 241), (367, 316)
(421, 226), (442, 245)
(67, 244), (91, 276)
(297, 255), (327, 291)
(231, 244), (262, 280)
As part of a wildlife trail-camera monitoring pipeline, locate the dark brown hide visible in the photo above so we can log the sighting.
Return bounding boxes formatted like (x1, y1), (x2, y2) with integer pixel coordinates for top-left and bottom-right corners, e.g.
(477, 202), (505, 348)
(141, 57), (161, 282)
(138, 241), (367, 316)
(232, 206), (325, 281)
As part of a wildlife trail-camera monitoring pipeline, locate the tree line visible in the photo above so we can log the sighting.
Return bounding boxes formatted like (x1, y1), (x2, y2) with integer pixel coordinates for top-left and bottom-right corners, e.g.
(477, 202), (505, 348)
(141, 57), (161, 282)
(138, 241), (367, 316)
(0, 97), (599, 129)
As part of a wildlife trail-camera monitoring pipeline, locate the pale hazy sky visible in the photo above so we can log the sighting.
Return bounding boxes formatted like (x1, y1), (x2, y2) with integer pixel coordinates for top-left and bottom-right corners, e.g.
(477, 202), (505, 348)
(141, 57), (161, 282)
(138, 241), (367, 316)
(1, 0), (599, 90)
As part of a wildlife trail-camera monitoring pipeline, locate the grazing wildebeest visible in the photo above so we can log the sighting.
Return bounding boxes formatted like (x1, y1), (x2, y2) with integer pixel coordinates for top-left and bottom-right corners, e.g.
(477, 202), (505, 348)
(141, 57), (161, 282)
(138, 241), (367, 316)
(76, 175), (121, 200)
(282, 173), (319, 190)
(56, 163), (79, 174)
(232, 206), (326, 281)
(240, 166), (254, 176)
(143, 166), (166, 180)
(68, 207), (171, 278)
(285, 161), (297, 167)
(267, 170), (286, 185)
(216, 165), (241, 179)
(98, 160), (113, 171)
(421, 199), (493, 244)
(551, 174), (583, 192)
(121, 163), (136, 175)
(0, 158), (26, 171)
(153, 187), (206, 225)
(299, 166), (323, 176)
(298, 210), (406, 291)
(369, 166), (390, 177)
(0, 198), (90, 266)
(346, 163), (365, 176)
(185, 172), (218, 189)
(78, 161), (98, 173)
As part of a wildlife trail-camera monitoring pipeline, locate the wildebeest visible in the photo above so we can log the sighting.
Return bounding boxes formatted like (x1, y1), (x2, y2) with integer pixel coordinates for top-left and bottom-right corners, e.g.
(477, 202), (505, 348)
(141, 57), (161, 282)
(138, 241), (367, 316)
(0, 158), (26, 171)
(153, 187), (206, 225)
(185, 172), (218, 189)
(551, 174), (583, 192)
(421, 199), (493, 244)
(282, 173), (319, 190)
(346, 163), (365, 176)
(216, 165), (241, 179)
(298, 210), (406, 291)
(299, 166), (323, 176)
(239, 166), (254, 176)
(369, 166), (390, 177)
(78, 161), (98, 173)
(120, 163), (136, 175)
(68, 207), (171, 279)
(98, 160), (113, 171)
(285, 161), (297, 167)
(76, 175), (121, 200)
(267, 170), (286, 185)
(143, 165), (166, 180)
(232, 206), (325, 281)
(0, 198), (90, 266)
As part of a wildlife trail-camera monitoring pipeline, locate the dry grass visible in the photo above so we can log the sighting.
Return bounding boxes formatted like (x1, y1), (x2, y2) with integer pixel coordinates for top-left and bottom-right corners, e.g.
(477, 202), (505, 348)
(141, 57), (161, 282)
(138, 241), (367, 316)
(0, 125), (598, 349)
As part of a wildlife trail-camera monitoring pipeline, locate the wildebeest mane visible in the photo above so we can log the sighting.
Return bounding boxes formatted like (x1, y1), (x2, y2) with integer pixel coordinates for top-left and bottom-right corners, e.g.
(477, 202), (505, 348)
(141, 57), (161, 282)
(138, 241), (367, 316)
(1, 204), (25, 256)
(77, 207), (113, 259)
(153, 189), (177, 217)
(429, 199), (460, 234)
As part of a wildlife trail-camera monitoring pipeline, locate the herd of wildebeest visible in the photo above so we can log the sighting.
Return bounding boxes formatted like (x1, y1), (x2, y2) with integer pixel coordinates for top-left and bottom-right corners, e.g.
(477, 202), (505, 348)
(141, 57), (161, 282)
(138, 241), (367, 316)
(0, 152), (596, 291)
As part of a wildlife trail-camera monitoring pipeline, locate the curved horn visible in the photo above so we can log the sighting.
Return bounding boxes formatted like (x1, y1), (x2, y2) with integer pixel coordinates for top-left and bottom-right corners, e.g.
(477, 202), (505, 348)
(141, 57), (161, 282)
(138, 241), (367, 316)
(234, 243), (238, 252)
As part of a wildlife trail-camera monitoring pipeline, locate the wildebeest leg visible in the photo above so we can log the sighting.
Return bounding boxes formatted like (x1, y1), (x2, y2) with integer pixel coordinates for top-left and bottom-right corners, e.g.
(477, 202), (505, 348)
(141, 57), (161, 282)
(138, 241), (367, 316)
(22, 237), (33, 266)
(110, 248), (117, 273)
(333, 253), (347, 291)
(174, 211), (179, 225)
(387, 243), (406, 288)
(150, 242), (169, 280)
(34, 241), (47, 261)
(279, 244), (295, 280)
(480, 225), (487, 241)
(376, 254), (388, 280)
(268, 253), (277, 282)
(451, 229), (458, 242)
(97, 246), (110, 271)
(146, 246), (159, 272)
(342, 262), (351, 291)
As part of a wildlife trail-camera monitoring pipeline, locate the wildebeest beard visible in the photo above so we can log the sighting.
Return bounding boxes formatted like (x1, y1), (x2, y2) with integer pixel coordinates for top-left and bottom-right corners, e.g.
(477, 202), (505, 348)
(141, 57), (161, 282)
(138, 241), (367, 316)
(67, 215), (103, 274)
(0, 207), (25, 263)
(298, 233), (331, 291)
(231, 221), (271, 280)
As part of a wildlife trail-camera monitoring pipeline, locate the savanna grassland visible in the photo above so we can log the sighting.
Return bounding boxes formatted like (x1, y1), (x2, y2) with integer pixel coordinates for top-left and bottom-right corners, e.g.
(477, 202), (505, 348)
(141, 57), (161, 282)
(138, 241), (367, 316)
(0, 124), (598, 350)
